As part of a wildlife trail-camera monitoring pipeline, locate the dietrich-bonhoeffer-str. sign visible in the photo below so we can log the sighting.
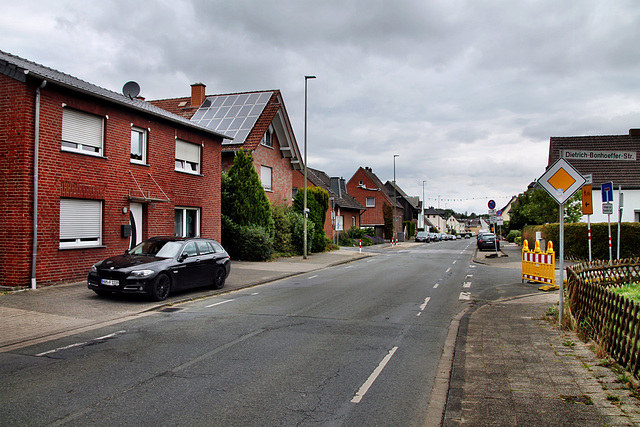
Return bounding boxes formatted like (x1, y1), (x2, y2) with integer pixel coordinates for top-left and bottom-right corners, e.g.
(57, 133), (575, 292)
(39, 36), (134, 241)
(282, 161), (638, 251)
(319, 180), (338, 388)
(561, 150), (637, 161)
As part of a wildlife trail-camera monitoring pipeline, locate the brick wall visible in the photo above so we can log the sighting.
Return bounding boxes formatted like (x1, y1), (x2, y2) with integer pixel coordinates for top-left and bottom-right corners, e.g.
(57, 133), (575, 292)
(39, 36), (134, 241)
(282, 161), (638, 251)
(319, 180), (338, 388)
(252, 134), (294, 206)
(0, 75), (222, 287)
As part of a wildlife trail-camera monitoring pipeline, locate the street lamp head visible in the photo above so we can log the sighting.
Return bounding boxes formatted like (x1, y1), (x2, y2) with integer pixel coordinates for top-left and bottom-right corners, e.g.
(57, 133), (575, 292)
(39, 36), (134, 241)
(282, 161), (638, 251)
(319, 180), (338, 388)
(305, 75), (316, 80)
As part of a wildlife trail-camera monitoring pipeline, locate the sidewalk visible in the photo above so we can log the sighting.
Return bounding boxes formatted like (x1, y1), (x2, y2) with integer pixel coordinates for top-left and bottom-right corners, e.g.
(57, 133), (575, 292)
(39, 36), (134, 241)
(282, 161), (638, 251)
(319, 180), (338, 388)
(443, 243), (640, 426)
(0, 247), (372, 352)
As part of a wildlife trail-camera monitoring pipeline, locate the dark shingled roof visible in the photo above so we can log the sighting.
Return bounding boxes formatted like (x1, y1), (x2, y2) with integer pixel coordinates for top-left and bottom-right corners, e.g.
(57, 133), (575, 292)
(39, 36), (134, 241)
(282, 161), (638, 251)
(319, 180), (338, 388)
(548, 131), (640, 189)
(0, 49), (229, 139)
(306, 168), (365, 211)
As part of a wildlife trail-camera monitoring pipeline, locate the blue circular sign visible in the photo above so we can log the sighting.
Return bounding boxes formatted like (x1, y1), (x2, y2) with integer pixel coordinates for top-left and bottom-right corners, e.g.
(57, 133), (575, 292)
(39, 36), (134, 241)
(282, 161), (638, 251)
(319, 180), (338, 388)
(488, 200), (496, 209)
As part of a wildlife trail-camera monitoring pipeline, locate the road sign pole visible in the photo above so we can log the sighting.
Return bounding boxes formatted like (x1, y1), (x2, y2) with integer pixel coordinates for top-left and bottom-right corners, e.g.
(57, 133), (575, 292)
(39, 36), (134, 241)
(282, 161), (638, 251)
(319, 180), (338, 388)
(559, 203), (564, 327)
(587, 215), (592, 262)
(608, 213), (612, 262)
(617, 186), (623, 260)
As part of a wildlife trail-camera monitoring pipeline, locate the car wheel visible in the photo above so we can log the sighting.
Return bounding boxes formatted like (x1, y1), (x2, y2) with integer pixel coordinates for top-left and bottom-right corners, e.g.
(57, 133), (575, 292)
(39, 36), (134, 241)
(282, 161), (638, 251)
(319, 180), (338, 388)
(213, 267), (226, 290)
(149, 273), (171, 301)
(93, 290), (111, 297)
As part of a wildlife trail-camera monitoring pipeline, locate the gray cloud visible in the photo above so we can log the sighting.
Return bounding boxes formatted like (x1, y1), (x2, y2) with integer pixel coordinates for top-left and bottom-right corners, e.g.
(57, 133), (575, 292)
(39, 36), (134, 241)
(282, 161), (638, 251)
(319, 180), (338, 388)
(2, 0), (639, 214)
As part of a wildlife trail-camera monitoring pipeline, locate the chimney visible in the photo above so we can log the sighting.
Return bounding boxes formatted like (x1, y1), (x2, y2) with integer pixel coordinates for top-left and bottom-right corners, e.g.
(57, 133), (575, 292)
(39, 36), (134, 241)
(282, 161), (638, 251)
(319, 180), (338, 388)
(630, 129), (640, 137)
(191, 83), (206, 107)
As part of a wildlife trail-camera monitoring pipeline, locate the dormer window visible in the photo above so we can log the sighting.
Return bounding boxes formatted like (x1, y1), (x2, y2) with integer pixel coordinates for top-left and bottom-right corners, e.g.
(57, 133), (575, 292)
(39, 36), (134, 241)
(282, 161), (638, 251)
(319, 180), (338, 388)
(261, 126), (273, 148)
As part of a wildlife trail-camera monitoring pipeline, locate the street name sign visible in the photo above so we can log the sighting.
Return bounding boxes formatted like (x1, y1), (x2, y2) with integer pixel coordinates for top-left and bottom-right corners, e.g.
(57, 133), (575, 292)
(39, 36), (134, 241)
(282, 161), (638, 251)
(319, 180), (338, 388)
(538, 158), (586, 204)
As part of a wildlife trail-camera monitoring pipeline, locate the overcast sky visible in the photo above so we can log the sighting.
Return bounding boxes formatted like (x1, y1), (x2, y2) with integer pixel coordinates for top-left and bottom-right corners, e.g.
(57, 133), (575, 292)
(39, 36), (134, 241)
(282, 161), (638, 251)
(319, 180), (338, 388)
(3, 1), (639, 214)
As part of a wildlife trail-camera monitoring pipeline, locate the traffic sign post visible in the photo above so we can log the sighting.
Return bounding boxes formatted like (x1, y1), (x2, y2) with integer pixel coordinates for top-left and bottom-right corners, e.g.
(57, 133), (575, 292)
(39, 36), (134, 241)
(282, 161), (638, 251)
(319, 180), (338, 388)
(601, 182), (614, 262)
(537, 158), (586, 326)
(582, 184), (593, 261)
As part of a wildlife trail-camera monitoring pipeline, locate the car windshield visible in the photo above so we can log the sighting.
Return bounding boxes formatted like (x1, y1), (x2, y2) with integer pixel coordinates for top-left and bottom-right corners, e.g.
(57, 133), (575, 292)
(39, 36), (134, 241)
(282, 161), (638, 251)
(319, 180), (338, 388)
(482, 234), (495, 239)
(130, 240), (183, 258)
(417, 232), (428, 236)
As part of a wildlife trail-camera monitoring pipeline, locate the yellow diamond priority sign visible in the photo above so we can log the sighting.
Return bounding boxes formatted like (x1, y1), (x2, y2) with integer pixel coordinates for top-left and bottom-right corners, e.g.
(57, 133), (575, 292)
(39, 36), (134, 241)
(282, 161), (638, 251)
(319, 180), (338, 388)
(538, 158), (586, 204)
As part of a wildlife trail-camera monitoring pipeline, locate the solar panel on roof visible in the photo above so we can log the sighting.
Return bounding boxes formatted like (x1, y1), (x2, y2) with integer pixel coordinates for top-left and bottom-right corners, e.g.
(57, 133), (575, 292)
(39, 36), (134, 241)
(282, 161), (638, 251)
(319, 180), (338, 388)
(191, 91), (273, 143)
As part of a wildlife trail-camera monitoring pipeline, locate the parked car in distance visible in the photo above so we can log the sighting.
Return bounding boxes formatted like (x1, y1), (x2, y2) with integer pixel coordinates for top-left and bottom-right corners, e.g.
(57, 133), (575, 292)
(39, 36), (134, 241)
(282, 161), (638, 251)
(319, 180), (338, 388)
(415, 231), (430, 242)
(477, 233), (500, 251)
(428, 232), (440, 241)
(88, 236), (231, 301)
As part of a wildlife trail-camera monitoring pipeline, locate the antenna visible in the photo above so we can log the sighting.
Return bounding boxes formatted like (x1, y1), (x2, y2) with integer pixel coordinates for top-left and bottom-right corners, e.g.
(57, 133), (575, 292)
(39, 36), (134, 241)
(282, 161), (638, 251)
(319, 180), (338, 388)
(122, 81), (141, 99)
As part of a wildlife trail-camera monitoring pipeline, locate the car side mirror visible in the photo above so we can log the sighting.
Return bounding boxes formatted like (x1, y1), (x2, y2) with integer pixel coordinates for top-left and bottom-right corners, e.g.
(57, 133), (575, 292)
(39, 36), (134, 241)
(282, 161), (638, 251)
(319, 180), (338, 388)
(179, 252), (189, 261)
(124, 249), (130, 255)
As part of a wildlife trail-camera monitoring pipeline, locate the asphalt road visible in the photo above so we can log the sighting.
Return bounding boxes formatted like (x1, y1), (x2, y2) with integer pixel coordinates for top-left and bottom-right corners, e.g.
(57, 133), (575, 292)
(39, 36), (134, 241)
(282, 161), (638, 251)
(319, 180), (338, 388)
(0, 238), (518, 426)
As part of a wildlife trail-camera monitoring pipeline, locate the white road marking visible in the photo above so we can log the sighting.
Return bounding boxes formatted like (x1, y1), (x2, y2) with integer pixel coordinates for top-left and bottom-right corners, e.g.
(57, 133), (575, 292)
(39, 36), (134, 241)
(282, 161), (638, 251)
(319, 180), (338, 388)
(36, 330), (126, 357)
(433, 283), (440, 289)
(307, 275), (319, 279)
(463, 282), (471, 288)
(452, 260), (457, 264)
(459, 292), (471, 300)
(206, 299), (235, 308)
(344, 265), (353, 269)
(417, 297), (431, 316)
(446, 267), (451, 273)
(351, 346), (399, 403)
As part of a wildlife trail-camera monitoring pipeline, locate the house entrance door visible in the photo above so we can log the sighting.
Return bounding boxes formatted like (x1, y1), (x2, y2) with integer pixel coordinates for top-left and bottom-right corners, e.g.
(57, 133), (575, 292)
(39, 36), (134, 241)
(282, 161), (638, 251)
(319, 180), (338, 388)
(129, 202), (143, 248)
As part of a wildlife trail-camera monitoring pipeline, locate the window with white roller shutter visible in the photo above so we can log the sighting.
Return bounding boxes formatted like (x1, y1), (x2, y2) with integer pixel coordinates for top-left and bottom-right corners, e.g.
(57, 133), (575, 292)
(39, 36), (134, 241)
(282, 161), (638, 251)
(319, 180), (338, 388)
(175, 139), (201, 174)
(61, 108), (104, 156)
(59, 199), (102, 248)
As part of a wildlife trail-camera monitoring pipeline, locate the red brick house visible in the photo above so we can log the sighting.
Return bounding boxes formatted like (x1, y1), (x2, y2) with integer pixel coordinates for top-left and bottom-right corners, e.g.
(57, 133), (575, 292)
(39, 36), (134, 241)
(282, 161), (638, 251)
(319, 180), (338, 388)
(151, 85), (303, 206)
(347, 167), (403, 238)
(302, 168), (365, 241)
(0, 50), (227, 288)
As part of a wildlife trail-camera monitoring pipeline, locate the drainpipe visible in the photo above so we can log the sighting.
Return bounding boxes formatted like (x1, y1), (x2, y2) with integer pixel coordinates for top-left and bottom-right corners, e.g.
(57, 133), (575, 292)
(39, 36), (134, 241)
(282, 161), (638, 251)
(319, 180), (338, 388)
(31, 79), (46, 289)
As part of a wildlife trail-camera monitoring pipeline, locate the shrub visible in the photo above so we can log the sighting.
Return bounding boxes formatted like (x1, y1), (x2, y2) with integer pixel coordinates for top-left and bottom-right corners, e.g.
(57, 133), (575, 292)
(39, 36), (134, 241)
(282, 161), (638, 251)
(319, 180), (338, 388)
(272, 204), (294, 255)
(506, 229), (521, 243)
(222, 214), (273, 261)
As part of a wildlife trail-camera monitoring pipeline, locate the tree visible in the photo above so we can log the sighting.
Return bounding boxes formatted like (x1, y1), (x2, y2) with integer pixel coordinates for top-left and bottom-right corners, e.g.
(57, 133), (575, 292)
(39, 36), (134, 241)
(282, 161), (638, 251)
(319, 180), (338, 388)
(222, 150), (273, 234)
(509, 187), (582, 230)
(383, 203), (393, 239)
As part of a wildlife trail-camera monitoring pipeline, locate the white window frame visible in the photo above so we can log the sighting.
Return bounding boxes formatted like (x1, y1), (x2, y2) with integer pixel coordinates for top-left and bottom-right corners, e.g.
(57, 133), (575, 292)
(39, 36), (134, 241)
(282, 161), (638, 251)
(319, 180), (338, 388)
(352, 216), (356, 227)
(175, 139), (201, 174)
(59, 199), (102, 248)
(130, 126), (148, 164)
(261, 125), (274, 148)
(366, 197), (375, 207)
(61, 108), (104, 156)
(175, 207), (200, 237)
(261, 165), (273, 191)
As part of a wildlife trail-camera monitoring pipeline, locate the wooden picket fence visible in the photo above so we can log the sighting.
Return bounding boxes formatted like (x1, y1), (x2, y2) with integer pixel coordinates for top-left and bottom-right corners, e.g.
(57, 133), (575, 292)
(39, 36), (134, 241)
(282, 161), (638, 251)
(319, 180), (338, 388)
(566, 258), (640, 378)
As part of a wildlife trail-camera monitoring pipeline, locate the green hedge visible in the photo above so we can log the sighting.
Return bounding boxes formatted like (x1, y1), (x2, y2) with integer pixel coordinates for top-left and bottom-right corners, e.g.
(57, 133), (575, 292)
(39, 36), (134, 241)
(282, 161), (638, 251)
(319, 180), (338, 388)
(523, 222), (640, 260)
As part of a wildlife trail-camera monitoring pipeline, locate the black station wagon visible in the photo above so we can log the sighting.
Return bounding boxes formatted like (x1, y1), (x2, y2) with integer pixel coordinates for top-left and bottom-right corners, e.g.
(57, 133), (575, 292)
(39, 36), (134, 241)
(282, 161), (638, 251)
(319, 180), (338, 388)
(88, 236), (231, 301)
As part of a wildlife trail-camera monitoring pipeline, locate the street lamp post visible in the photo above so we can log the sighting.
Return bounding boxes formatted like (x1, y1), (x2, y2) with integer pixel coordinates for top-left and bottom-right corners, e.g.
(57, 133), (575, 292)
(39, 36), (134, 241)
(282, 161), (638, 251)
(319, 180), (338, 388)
(303, 75), (316, 260)
(393, 154), (399, 243)
(422, 180), (426, 230)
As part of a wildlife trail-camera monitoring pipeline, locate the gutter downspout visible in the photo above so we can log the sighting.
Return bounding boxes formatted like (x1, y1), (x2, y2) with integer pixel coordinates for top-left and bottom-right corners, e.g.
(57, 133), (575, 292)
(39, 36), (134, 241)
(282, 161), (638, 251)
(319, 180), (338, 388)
(31, 79), (46, 289)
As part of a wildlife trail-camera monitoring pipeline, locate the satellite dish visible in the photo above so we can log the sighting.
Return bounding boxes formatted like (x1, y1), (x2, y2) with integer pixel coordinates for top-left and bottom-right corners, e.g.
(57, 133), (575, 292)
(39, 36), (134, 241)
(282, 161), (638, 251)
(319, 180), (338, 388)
(122, 81), (141, 99)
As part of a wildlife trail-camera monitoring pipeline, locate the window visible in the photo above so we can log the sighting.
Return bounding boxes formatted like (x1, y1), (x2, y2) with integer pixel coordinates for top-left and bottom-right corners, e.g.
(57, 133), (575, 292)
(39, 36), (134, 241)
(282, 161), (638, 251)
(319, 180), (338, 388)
(61, 108), (104, 156)
(366, 197), (375, 207)
(196, 240), (213, 255)
(352, 216), (356, 227)
(130, 126), (147, 164)
(175, 207), (200, 237)
(59, 199), (102, 248)
(261, 165), (273, 191)
(261, 126), (273, 148)
(175, 139), (201, 174)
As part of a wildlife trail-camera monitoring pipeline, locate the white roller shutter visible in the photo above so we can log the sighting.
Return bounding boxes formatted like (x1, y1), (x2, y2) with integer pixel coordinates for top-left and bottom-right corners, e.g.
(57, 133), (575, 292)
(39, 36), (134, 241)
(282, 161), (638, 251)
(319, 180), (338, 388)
(62, 108), (104, 149)
(60, 199), (102, 247)
(175, 139), (200, 164)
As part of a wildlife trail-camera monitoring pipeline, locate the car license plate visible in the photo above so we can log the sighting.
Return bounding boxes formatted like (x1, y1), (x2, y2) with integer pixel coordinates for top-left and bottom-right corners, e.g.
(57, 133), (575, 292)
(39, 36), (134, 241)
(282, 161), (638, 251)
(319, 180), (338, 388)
(101, 279), (119, 286)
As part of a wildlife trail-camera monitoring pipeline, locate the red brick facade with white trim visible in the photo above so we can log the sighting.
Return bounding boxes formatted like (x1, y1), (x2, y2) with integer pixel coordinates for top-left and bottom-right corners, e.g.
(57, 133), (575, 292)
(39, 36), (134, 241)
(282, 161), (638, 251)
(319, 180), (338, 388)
(0, 73), (223, 288)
